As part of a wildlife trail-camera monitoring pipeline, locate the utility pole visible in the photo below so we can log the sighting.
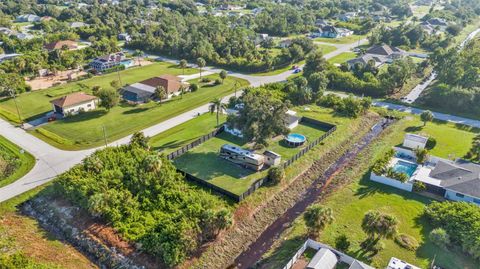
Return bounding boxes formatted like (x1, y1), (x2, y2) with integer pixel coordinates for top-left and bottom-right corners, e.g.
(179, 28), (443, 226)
(234, 81), (239, 97)
(102, 125), (108, 147)
(116, 67), (122, 86)
(9, 88), (23, 126)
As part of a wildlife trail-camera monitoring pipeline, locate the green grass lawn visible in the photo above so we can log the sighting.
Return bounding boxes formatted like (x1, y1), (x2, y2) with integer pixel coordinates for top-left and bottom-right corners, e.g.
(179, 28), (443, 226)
(149, 113), (226, 152)
(313, 34), (366, 45)
(0, 136), (35, 188)
(328, 52), (357, 64)
(173, 117), (328, 195)
(259, 114), (479, 269)
(31, 74), (248, 150)
(251, 44), (337, 76)
(0, 61), (197, 121)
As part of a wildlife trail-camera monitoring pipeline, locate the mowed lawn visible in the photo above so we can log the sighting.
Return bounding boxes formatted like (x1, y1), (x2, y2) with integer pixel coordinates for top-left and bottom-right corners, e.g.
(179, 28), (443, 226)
(313, 34), (366, 44)
(173, 120), (328, 195)
(0, 136), (35, 188)
(149, 113), (226, 152)
(31, 75), (248, 150)
(259, 115), (479, 269)
(328, 52), (357, 64)
(251, 44), (337, 76)
(0, 61), (198, 121)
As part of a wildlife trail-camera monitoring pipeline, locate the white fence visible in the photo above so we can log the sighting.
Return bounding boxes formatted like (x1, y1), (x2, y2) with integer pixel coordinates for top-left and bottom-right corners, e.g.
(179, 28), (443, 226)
(370, 172), (413, 192)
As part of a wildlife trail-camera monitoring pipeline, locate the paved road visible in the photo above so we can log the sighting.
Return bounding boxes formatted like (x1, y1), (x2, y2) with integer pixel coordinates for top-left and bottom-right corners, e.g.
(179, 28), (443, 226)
(374, 101), (480, 128)
(234, 118), (393, 269)
(400, 27), (480, 104)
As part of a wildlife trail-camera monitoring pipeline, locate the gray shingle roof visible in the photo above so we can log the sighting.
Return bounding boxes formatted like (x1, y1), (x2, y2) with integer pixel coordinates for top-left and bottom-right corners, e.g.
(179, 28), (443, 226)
(430, 160), (480, 198)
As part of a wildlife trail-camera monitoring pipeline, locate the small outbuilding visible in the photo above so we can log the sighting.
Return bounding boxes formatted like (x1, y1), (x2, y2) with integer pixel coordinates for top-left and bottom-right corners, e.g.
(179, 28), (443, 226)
(263, 150), (281, 167)
(403, 133), (428, 150)
(307, 248), (338, 269)
(50, 92), (98, 116)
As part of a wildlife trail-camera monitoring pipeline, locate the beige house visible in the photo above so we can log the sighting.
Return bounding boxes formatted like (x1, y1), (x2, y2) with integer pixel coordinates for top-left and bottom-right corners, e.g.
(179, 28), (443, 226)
(50, 92), (98, 116)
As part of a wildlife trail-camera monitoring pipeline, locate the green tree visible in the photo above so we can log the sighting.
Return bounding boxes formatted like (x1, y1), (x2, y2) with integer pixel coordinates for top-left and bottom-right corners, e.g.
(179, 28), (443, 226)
(154, 86), (168, 104)
(414, 148), (429, 164)
(268, 166), (285, 184)
(209, 98), (226, 126)
(429, 228), (450, 248)
(110, 80), (121, 90)
(307, 71), (328, 97)
(130, 132), (150, 149)
(179, 59), (188, 75)
(219, 70), (227, 84)
(420, 110), (434, 126)
(361, 210), (398, 240)
(304, 205), (334, 236)
(190, 83), (199, 92)
(96, 88), (119, 111)
(197, 57), (206, 78)
(303, 49), (328, 78)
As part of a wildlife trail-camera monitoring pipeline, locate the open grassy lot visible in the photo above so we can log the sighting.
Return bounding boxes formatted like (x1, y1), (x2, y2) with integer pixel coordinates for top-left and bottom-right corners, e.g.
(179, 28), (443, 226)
(31, 74), (248, 150)
(259, 114), (479, 269)
(0, 61), (197, 121)
(0, 136), (35, 188)
(251, 44), (337, 76)
(328, 52), (357, 64)
(313, 34), (366, 44)
(0, 187), (96, 269)
(173, 116), (329, 195)
(149, 113), (226, 152)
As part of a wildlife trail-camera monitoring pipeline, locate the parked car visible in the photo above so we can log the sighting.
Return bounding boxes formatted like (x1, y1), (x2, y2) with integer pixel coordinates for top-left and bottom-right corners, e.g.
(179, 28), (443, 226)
(293, 68), (302, 74)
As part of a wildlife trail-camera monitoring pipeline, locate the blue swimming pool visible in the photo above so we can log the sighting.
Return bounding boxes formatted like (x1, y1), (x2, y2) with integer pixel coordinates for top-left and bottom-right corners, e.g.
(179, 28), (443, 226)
(393, 160), (418, 177)
(285, 133), (306, 147)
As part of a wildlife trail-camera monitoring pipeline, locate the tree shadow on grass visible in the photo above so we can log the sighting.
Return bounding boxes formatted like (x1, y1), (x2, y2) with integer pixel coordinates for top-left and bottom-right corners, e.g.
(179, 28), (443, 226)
(58, 110), (108, 123)
(404, 125), (423, 133)
(123, 107), (149, 115)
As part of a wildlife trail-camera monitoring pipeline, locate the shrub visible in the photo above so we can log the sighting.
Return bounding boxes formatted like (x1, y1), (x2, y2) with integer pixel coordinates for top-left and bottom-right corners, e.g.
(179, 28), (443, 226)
(426, 137), (437, 150)
(429, 228), (450, 248)
(413, 181), (426, 192)
(214, 79), (222, 85)
(190, 83), (199, 92)
(335, 234), (351, 252)
(395, 233), (419, 250)
(268, 166), (285, 184)
(200, 77), (211, 83)
(414, 148), (429, 164)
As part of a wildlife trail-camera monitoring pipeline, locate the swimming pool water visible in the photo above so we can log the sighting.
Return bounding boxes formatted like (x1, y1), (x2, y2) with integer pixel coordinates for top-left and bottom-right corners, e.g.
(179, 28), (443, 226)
(286, 133), (306, 143)
(393, 160), (418, 177)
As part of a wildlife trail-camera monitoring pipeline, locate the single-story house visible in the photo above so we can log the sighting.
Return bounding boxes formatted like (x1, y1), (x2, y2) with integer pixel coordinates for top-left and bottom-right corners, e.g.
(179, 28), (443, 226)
(346, 44), (405, 69)
(90, 52), (132, 72)
(403, 133), (428, 150)
(307, 248), (338, 269)
(286, 113), (300, 130)
(0, 27), (14, 36)
(118, 33), (132, 42)
(16, 14), (40, 22)
(315, 19), (329, 27)
(311, 25), (353, 38)
(420, 18), (449, 32)
(121, 75), (186, 103)
(0, 53), (21, 63)
(44, 40), (78, 51)
(336, 12), (357, 21)
(50, 92), (98, 116)
(279, 39), (293, 48)
(14, 33), (34, 40)
(370, 134), (480, 205)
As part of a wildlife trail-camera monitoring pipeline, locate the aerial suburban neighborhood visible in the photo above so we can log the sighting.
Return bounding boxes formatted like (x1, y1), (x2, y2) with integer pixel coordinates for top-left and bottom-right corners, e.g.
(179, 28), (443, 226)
(0, 0), (479, 269)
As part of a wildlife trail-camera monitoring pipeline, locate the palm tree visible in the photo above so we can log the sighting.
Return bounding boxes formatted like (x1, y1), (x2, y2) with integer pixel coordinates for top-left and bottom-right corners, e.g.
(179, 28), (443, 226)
(179, 59), (188, 75)
(362, 210), (398, 241)
(219, 70), (227, 84)
(179, 85), (186, 99)
(197, 57), (206, 78)
(209, 98), (226, 126)
(154, 86), (168, 104)
(303, 205), (334, 237)
(420, 110), (434, 126)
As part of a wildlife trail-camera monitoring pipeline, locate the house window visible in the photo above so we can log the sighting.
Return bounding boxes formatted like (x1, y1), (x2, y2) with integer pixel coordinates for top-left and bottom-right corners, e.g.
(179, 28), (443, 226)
(87, 104), (91, 107)
(455, 193), (465, 198)
(473, 198), (480, 204)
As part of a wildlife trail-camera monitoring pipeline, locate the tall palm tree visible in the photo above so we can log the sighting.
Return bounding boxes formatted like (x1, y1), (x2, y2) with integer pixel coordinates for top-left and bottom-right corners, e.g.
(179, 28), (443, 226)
(179, 59), (188, 75)
(154, 86), (168, 104)
(209, 98), (226, 126)
(197, 57), (206, 78)
(362, 210), (398, 240)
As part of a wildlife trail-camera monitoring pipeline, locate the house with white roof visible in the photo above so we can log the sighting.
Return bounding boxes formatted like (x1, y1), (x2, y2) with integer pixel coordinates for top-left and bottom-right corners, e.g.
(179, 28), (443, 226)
(16, 14), (41, 22)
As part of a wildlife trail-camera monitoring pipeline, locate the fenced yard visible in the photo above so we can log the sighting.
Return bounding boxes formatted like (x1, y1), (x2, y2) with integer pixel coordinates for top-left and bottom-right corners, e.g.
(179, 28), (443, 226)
(171, 117), (336, 201)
